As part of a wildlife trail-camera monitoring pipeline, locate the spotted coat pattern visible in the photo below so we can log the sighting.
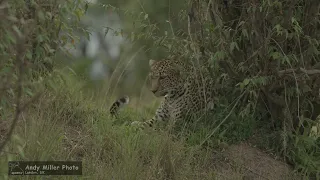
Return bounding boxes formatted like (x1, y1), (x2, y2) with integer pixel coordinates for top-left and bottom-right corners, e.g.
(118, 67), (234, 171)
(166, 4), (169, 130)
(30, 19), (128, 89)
(131, 59), (216, 129)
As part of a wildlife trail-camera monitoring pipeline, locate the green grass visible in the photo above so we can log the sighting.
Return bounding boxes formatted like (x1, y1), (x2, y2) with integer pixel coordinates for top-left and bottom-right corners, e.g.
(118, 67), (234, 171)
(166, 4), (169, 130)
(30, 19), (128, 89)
(0, 67), (317, 179)
(0, 69), (222, 179)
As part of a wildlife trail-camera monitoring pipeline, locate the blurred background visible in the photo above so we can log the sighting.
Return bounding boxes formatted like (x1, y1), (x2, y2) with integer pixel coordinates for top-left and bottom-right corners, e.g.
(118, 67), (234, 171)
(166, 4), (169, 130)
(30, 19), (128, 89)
(57, 0), (188, 100)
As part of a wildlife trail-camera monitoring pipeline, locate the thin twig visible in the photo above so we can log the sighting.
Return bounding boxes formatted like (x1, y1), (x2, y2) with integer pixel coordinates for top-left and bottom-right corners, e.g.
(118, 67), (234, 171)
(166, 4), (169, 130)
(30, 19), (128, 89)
(200, 91), (245, 146)
(278, 68), (320, 76)
(0, 34), (25, 152)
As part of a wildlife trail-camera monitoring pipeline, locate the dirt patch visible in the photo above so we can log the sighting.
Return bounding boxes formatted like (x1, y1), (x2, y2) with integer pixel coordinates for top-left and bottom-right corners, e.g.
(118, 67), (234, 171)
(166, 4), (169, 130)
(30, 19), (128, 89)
(214, 142), (301, 180)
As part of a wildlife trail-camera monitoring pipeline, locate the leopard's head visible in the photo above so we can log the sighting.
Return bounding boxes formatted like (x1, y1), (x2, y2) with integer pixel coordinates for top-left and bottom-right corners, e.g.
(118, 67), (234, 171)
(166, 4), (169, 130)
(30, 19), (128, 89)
(148, 59), (184, 97)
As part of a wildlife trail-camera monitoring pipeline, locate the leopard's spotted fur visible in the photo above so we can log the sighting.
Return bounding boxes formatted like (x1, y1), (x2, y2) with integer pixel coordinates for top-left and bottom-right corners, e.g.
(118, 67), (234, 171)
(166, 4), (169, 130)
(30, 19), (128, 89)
(130, 59), (216, 129)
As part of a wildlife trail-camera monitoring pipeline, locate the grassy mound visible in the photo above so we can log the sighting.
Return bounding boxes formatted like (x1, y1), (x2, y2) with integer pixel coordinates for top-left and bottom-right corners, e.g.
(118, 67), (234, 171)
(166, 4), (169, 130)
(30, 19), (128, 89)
(0, 68), (301, 180)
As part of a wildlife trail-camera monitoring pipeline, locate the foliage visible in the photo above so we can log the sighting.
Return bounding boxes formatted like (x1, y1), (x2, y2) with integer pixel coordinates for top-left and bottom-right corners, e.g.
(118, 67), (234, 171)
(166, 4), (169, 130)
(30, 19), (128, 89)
(105, 0), (320, 177)
(0, 0), (85, 177)
(1, 0), (319, 179)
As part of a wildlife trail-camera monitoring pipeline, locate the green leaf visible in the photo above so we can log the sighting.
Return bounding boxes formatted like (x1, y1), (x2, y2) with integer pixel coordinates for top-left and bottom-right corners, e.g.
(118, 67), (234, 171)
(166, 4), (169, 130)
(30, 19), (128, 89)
(213, 51), (226, 61)
(12, 25), (22, 38)
(37, 10), (45, 21)
(37, 35), (44, 42)
(271, 52), (281, 60)
(242, 29), (248, 39)
(274, 24), (282, 35)
(282, 56), (290, 65)
(17, 145), (25, 158)
(237, 21), (245, 27)
(230, 42), (239, 53)
(144, 13), (148, 20)
(26, 50), (32, 60)
(243, 79), (250, 86)
(0, 67), (12, 74)
(24, 88), (34, 96)
(6, 31), (16, 43)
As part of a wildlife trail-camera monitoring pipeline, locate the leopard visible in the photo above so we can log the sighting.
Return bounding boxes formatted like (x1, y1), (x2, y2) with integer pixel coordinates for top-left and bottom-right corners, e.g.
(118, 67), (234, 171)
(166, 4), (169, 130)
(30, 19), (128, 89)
(110, 58), (216, 129)
(109, 96), (130, 118)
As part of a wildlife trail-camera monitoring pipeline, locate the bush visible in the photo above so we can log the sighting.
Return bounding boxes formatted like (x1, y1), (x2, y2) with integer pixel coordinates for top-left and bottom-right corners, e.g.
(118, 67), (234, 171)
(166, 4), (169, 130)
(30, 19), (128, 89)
(117, 0), (320, 177)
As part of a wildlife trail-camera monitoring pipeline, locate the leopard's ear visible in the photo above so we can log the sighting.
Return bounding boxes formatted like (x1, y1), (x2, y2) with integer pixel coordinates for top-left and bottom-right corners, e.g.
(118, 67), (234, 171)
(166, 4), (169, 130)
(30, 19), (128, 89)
(149, 59), (156, 67)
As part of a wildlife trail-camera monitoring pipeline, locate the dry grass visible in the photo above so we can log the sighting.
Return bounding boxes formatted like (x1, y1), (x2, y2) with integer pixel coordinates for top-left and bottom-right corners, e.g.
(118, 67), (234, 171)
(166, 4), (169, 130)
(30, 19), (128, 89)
(0, 70), (306, 180)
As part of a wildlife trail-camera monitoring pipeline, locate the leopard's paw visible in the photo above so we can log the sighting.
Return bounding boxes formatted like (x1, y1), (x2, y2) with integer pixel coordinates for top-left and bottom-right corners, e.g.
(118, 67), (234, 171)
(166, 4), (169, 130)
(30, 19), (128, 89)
(131, 121), (145, 130)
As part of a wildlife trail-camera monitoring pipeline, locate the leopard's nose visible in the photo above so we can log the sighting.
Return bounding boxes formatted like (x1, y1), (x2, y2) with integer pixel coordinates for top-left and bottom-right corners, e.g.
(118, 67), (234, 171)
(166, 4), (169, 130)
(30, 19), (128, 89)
(151, 90), (157, 94)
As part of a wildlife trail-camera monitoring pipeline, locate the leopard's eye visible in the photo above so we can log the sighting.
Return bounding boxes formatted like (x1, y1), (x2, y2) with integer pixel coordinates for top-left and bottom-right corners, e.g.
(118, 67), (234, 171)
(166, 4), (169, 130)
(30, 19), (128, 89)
(159, 76), (165, 80)
(157, 73), (165, 80)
